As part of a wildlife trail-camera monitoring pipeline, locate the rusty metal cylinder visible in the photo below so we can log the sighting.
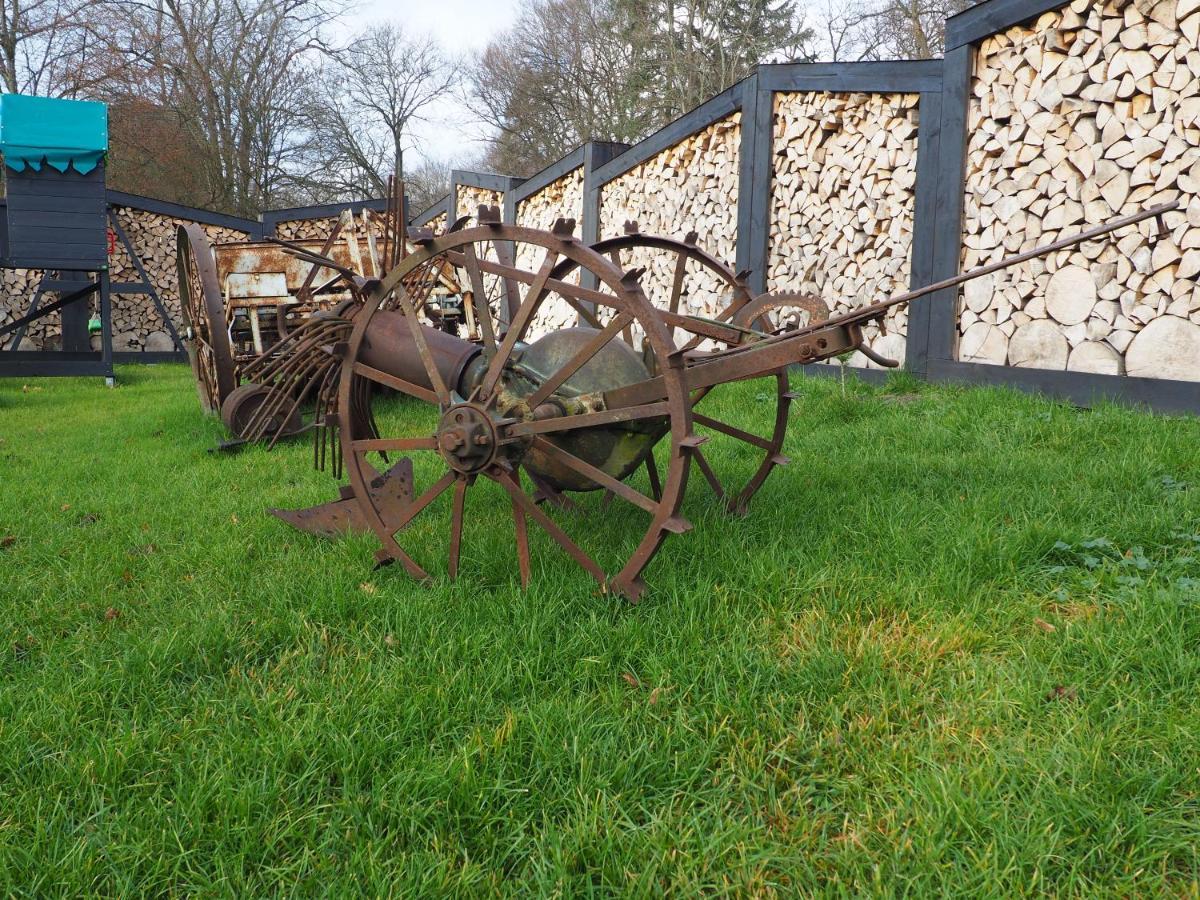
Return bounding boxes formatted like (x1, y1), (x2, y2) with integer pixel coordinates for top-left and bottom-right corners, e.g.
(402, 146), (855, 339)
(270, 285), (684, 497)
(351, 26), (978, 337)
(359, 309), (485, 397)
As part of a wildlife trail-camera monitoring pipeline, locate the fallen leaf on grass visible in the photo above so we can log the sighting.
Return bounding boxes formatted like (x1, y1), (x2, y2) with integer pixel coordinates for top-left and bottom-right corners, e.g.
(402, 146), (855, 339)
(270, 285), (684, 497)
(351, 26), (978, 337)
(1045, 684), (1078, 703)
(648, 686), (666, 705)
(1034, 618), (1057, 633)
(360, 582), (377, 595)
(104, 607), (120, 621)
(230, 514), (239, 524)
(621, 672), (640, 688)
(60, 503), (71, 511)
(383, 634), (396, 648)
(0, 535), (16, 550)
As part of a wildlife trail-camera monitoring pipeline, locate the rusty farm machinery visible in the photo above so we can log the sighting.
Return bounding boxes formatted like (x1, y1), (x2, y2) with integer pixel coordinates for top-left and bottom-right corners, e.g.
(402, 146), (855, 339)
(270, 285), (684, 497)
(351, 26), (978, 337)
(170, 199), (1172, 601)
(176, 180), (468, 440)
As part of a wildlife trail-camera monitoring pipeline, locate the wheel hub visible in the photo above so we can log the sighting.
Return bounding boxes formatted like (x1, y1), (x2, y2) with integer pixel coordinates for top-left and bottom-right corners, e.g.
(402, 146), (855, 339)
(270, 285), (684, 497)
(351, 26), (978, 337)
(437, 404), (499, 474)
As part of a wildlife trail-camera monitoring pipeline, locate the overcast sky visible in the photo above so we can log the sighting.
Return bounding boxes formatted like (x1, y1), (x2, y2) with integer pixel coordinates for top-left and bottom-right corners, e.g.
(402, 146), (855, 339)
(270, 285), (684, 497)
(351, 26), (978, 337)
(342, 0), (525, 169)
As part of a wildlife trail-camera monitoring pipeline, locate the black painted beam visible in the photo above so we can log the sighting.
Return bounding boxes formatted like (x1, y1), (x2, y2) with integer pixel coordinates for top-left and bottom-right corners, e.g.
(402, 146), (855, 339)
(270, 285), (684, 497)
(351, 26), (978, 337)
(946, 0), (1071, 49)
(511, 147), (587, 206)
(758, 59), (944, 93)
(106, 190), (260, 236)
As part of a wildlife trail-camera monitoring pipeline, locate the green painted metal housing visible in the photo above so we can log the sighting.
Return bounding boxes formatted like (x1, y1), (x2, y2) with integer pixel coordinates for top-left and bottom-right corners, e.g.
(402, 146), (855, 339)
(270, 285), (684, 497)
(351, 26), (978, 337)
(0, 94), (108, 174)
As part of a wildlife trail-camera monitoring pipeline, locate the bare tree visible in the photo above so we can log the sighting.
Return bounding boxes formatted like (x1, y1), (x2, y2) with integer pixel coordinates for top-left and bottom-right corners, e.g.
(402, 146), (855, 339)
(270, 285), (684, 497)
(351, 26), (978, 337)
(99, 0), (337, 215)
(470, 0), (654, 175)
(629, 0), (812, 118)
(0, 0), (114, 96)
(404, 156), (454, 215)
(808, 0), (980, 61)
(304, 23), (460, 199)
(471, 0), (812, 174)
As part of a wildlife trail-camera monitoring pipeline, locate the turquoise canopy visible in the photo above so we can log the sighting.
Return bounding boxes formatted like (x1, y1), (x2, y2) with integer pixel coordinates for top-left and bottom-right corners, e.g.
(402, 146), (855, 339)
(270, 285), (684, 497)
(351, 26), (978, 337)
(0, 94), (108, 174)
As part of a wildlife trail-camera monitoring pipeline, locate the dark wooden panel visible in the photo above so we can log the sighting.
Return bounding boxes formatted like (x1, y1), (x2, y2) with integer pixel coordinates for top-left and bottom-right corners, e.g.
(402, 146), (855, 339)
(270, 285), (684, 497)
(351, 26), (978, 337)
(7, 213), (106, 233)
(6, 195), (108, 215)
(9, 234), (106, 254)
(6, 172), (106, 199)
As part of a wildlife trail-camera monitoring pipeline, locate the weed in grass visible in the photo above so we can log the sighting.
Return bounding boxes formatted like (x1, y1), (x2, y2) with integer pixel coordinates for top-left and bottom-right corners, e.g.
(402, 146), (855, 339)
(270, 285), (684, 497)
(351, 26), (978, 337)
(1, 364), (1199, 894)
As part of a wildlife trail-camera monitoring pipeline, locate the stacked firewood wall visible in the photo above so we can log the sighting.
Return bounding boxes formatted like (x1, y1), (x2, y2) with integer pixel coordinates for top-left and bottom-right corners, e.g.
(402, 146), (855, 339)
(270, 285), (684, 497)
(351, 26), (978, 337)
(515, 167), (586, 338)
(0, 207), (248, 351)
(598, 114), (741, 321)
(275, 216), (339, 241)
(0, 269), (47, 349)
(958, 0), (1200, 381)
(456, 185), (504, 221)
(274, 212), (388, 243)
(768, 92), (921, 368)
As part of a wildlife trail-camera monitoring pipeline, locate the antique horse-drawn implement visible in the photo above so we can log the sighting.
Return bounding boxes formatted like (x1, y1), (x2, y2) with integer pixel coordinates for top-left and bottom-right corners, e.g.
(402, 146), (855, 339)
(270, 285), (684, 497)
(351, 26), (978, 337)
(176, 179), (468, 436)
(259, 201), (1174, 600)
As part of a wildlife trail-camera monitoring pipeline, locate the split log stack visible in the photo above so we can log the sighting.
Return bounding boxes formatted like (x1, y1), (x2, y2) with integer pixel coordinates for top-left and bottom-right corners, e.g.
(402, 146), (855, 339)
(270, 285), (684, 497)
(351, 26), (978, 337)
(959, 0), (1200, 381)
(276, 216), (334, 241)
(0, 269), (46, 348)
(0, 206), (248, 351)
(456, 185), (504, 221)
(515, 167), (586, 338)
(426, 210), (448, 235)
(599, 114), (741, 326)
(768, 92), (921, 369)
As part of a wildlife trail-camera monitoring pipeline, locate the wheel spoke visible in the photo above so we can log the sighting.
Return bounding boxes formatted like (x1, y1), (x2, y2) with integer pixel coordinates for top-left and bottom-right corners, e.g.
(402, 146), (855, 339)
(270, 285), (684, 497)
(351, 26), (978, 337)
(444, 250), (608, 327)
(479, 248), (560, 402)
(352, 361), (439, 405)
(461, 243), (497, 355)
(505, 401), (671, 438)
(667, 252), (687, 316)
(531, 437), (657, 514)
(645, 455), (662, 501)
(493, 470), (606, 587)
(351, 436), (438, 454)
(390, 284), (451, 406)
(448, 476), (466, 579)
(388, 470), (456, 537)
(524, 312), (633, 410)
(492, 238), (525, 330)
(691, 446), (725, 500)
(692, 412), (776, 451)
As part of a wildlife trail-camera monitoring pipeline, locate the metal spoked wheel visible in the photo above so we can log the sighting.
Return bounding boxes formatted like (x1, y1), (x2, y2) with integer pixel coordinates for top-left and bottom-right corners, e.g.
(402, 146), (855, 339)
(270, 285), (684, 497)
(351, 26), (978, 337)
(338, 222), (695, 600)
(551, 229), (794, 515)
(177, 224), (237, 413)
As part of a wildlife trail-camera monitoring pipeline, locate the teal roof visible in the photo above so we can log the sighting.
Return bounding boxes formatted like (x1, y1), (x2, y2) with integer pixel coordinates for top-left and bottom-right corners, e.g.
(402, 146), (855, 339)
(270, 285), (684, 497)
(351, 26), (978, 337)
(0, 94), (108, 174)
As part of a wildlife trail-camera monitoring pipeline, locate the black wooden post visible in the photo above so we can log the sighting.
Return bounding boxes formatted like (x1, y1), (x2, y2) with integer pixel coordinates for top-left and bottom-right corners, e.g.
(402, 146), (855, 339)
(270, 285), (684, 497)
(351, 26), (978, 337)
(579, 141), (630, 293)
(923, 45), (975, 369)
(904, 89), (946, 376)
(740, 72), (774, 298)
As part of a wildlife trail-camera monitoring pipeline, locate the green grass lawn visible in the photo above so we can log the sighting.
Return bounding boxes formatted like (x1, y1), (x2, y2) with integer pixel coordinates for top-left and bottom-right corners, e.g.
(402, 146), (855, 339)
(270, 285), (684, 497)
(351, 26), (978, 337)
(2, 363), (1199, 895)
